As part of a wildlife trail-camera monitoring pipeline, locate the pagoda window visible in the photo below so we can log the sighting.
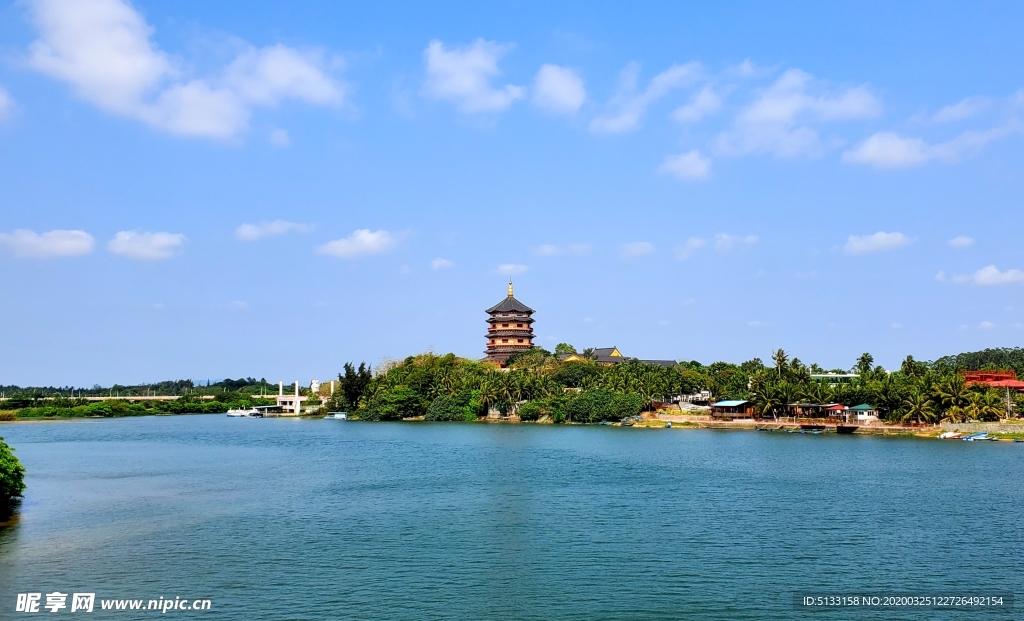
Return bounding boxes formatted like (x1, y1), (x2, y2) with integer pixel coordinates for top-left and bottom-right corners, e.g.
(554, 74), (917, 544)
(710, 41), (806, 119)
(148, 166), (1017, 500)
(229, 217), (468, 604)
(516, 323), (523, 327)
(501, 339), (508, 343)
(517, 339), (524, 343)
(502, 323), (508, 327)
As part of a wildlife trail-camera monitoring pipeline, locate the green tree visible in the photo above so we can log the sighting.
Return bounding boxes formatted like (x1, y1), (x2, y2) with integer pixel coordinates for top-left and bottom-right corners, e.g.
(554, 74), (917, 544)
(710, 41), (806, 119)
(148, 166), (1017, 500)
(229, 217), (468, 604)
(0, 437), (26, 516)
(335, 362), (372, 410)
(771, 349), (789, 379)
(901, 392), (936, 425)
(855, 353), (875, 375)
(554, 343), (577, 356)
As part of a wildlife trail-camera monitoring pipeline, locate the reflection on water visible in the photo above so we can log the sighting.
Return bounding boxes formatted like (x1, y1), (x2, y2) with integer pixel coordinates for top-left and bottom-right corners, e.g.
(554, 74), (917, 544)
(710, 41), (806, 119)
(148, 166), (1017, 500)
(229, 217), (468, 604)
(0, 416), (1021, 620)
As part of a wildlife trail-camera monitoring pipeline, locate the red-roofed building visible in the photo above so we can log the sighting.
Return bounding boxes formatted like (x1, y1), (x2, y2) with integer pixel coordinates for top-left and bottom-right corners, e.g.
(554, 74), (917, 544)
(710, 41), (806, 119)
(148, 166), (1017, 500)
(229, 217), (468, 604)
(962, 370), (1024, 391)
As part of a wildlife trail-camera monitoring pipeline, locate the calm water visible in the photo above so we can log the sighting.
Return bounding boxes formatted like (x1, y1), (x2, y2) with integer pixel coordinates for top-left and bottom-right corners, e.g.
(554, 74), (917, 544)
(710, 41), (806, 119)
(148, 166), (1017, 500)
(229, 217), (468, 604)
(0, 416), (1021, 620)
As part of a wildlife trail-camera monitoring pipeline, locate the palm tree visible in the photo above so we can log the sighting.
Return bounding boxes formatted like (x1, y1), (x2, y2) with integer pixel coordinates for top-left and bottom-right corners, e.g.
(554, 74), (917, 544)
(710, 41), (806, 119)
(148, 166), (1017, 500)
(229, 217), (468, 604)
(980, 390), (1005, 421)
(478, 379), (498, 415)
(751, 382), (784, 420)
(901, 392), (935, 425)
(771, 349), (789, 380)
(934, 375), (968, 418)
(805, 381), (834, 405)
(778, 382), (803, 420)
(855, 352), (874, 375)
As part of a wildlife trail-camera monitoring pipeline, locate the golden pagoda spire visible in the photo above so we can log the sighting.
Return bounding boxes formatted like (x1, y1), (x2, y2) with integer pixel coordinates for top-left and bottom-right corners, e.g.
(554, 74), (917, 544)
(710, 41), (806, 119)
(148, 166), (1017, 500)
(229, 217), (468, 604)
(508, 279), (514, 297)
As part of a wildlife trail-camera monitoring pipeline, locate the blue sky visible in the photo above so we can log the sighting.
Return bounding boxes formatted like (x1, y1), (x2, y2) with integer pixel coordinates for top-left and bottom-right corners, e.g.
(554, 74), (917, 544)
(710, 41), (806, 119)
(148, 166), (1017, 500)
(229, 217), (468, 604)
(1, 0), (1023, 385)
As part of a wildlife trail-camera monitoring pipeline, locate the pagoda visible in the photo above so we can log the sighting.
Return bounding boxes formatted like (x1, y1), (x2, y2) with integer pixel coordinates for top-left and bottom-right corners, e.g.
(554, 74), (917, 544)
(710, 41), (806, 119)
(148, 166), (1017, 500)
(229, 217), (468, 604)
(484, 280), (536, 365)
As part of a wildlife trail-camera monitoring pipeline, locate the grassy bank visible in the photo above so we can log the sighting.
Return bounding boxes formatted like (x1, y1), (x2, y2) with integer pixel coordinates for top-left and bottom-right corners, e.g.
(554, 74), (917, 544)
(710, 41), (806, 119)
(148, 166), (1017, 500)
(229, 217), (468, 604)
(2, 397), (275, 420)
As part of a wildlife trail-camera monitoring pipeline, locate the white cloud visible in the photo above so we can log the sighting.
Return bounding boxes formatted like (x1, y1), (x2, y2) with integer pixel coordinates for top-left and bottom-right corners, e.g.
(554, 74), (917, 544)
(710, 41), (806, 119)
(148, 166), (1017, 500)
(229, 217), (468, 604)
(714, 234), (758, 252)
(222, 44), (343, 108)
(26, 0), (344, 139)
(716, 69), (880, 157)
(231, 300), (248, 310)
(932, 97), (989, 123)
(842, 126), (1016, 169)
(317, 229), (397, 258)
(495, 263), (528, 275)
(979, 321), (995, 330)
(431, 258), (454, 270)
(949, 236), (975, 249)
(107, 230), (185, 260)
(268, 128), (290, 147)
(534, 243), (589, 256)
(532, 64), (585, 114)
(620, 241), (654, 258)
(674, 237), (706, 259)
(658, 150), (711, 181)
(235, 220), (311, 241)
(747, 320), (765, 327)
(892, 323), (903, 329)
(0, 229), (94, 258)
(590, 61), (702, 134)
(971, 265), (1024, 286)
(0, 87), (13, 121)
(423, 39), (524, 113)
(844, 231), (912, 255)
(671, 87), (721, 123)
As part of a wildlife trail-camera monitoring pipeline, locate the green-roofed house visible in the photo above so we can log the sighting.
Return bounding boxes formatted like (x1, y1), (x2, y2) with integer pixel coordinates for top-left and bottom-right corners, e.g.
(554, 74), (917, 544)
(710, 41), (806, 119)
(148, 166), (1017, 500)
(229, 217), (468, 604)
(710, 399), (754, 420)
(849, 403), (878, 422)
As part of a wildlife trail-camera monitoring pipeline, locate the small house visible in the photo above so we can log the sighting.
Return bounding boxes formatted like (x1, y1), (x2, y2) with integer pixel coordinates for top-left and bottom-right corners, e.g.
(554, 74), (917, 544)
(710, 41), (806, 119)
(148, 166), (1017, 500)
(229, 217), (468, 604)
(849, 403), (878, 422)
(710, 399), (754, 420)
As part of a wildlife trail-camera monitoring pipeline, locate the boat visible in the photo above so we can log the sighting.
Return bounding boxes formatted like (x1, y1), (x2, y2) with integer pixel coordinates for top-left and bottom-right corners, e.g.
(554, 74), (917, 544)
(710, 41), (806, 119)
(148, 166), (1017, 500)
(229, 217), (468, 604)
(799, 424), (827, 431)
(836, 425), (859, 434)
(938, 431), (962, 440)
(328, 412), (347, 420)
(226, 407), (259, 418)
(665, 422), (672, 428)
(962, 432), (995, 441)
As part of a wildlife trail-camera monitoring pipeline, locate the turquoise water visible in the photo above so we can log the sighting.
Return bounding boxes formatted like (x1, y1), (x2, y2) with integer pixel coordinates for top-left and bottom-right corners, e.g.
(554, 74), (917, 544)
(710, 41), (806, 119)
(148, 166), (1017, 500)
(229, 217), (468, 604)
(0, 416), (1021, 620)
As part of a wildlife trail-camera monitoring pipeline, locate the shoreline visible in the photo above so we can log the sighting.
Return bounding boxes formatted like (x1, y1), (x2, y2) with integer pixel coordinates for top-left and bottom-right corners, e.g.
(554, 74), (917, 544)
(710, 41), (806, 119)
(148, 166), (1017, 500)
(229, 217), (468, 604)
(4, 411), (1023, 441)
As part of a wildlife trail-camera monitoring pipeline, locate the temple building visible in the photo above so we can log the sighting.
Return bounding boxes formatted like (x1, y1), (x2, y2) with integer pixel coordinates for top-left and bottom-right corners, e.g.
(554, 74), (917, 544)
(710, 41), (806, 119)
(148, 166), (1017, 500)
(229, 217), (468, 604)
(484, 280), (536, 365)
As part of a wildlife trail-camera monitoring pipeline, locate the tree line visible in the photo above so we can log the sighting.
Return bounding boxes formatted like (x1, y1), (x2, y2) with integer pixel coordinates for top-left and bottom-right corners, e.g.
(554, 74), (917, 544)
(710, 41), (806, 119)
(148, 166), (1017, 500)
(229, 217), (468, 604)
(323, 346), (1022, 424)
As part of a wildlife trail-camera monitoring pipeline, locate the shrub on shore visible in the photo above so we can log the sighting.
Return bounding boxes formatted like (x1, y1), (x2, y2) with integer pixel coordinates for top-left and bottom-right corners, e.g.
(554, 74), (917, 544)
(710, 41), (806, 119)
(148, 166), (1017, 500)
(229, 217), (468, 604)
(0, 437), (26, 518)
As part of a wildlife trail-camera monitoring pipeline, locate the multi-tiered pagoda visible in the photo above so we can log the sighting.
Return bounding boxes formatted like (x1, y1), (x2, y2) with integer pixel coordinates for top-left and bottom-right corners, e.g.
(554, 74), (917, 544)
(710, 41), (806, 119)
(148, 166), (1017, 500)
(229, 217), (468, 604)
(484, 280), (535, 365)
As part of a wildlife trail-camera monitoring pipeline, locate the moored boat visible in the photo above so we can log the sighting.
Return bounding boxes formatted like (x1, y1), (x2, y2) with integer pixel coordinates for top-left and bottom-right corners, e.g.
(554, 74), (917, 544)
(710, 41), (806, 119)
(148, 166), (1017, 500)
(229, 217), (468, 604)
(938, 431), (962, 440)
(962, 432), (993, 441)
(836, 425), (859, 434)
(226, 407), (259, 418)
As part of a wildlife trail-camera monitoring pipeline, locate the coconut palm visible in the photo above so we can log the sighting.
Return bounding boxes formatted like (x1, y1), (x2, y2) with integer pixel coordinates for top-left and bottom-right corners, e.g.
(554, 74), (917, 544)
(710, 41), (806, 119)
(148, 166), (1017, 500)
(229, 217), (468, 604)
(981, 390), (1006, 421)
(855, 352), (874, 375)
(901, 392), (936, 425)
(804, 381), (834, 404)
(934, 375), (968, 416)
(771, 349), (789, 380)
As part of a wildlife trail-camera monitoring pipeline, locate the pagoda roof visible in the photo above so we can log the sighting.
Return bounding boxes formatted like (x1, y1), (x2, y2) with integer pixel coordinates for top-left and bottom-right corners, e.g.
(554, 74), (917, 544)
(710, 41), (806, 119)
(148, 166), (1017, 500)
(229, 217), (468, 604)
(486, 295), (534, 314)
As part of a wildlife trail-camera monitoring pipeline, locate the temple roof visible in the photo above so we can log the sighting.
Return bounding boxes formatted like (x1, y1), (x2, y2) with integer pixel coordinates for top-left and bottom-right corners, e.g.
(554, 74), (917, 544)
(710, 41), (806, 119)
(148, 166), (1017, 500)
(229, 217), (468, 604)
(486, 295), (534, 314)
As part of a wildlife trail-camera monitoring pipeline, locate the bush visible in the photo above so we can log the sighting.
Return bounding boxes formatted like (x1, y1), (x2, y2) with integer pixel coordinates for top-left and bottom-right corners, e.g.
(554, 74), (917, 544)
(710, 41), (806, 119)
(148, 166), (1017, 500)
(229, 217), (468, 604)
(426, 392), (475, 421)
(0, 412), (15, 422)
(517, 396), (568, 422)
(609, 393), (644, 420)
(561, 390), (642, 423)
(361, 385), (423, 421)
(0, 437), (26, 516)
(516, 401), (543, 421)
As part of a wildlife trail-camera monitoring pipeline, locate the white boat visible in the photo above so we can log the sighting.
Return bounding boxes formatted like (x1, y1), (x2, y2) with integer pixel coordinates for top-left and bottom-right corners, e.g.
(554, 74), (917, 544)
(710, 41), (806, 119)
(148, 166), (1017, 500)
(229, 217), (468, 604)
(328, 412), (347, 420)
(938, 431), (962, 440)
(226, 407), (259, 418)
(962, 432), (996, 441)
